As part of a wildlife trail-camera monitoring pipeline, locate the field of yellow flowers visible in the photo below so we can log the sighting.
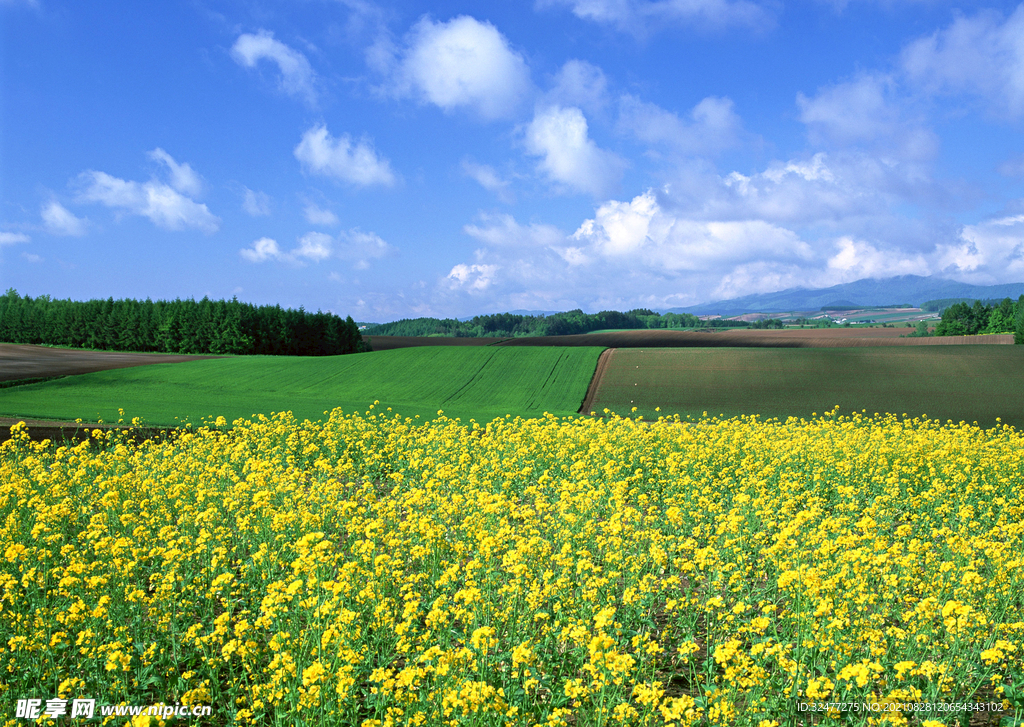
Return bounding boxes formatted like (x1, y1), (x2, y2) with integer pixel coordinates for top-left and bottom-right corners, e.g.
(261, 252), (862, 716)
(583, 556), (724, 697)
(2, 407), (1023, 726)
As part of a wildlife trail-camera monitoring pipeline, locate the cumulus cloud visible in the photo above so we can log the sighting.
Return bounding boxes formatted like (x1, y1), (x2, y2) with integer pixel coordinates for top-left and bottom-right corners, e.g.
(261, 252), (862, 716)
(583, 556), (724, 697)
(525, 105), (625, 197)
(619, 95), (743, 155)
(824, 236), (930, 282)
(902, 6), (1024, 118)
(76, 165), (220, 234)
(935, 214), (1024, 283)
(242, 188), (271, 217)
(548, 60), (608, 114)
(447, 263), (499, 292)
(461, 159), (515, 203)
(240, 228), (395, 268)
(294, 125), (396, 187)
(389, 15), (532, 120)
(438, 141), (1010, 312)
(573, 190), (813, 271)
(295, 231), (334, 262)
(797, 74), (937, 161)
(231, 30), (317, 104)
(41, 201), (87, 236)
(240, 237), (282, 262)
(304, 204), (339, 226)
(148, 148), (202, 196)
(538, 0), (773, 35)
(0, 232), (30, 245)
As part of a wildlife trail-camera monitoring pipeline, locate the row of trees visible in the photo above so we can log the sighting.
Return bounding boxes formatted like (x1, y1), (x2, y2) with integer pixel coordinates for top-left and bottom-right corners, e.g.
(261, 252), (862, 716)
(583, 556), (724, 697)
(365, 309), (754, 338)
(0, 290), (367, 356)
(933, 297), (1024, 342)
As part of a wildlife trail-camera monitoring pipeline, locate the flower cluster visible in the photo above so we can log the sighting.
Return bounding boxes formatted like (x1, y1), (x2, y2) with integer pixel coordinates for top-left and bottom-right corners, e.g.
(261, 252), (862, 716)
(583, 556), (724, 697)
(1, 407), (1022, 725)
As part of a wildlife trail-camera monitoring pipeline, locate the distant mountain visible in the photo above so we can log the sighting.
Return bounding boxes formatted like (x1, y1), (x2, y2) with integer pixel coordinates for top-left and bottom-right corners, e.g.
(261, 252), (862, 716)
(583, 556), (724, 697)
(666, 276), (1024, 316)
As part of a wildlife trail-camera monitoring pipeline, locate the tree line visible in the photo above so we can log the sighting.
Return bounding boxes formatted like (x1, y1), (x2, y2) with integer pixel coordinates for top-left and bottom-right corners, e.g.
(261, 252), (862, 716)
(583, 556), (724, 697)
(364, 309), (756, 338)
(931, 296), (1024, 342)
(0, 289), (367, 356)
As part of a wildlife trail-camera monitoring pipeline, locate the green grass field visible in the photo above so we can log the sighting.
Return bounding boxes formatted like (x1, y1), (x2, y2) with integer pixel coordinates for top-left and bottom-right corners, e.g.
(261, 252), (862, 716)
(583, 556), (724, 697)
(590, 345), (1024, 428)
(0, 346), (604, 427)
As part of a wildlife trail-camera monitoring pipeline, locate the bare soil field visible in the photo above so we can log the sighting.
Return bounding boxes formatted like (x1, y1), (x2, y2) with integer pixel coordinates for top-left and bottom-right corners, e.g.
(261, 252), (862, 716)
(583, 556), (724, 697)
(364, 335), (505, 350)
(0, 344), (221, 382)
(497, 329), (1013, 348)
(0, 344), (222, 440)
(585, 345), (1024, 428)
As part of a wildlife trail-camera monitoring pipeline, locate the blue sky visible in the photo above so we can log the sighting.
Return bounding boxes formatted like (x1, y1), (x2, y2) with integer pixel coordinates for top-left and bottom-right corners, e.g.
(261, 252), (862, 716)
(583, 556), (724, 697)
(3, 0), (1024, 321)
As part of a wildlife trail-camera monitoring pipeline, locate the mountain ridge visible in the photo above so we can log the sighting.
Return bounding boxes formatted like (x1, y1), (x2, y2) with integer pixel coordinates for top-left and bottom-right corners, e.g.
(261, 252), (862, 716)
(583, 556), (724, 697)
(664, 276), (1024, 316)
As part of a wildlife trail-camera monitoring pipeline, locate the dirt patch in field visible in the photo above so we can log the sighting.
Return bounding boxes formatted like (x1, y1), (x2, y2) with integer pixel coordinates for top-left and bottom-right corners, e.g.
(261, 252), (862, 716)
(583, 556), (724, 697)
(0, 344), (222, 383)
(363, 336), (507, 350)
(0, 416), (176, 444)
(496, 329), (1013, 348)
(579, 348), (614, 415)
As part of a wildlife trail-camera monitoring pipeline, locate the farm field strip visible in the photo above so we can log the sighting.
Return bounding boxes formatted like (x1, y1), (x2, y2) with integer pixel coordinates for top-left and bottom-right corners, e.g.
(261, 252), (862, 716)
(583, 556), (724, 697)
(2, 409), (1021, 726)
(0, 346), (604, 427)
(0, 343), (221, 382)
(498, 330), (1013, 348)
(587, 346), (1024, 429)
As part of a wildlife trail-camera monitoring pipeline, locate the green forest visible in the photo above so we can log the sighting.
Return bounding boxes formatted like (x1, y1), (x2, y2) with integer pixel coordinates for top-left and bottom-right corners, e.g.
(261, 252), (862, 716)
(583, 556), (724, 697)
(931, 297), (1024, 341)
(364, 309), (755, 337)
(0, 290), (366, 356)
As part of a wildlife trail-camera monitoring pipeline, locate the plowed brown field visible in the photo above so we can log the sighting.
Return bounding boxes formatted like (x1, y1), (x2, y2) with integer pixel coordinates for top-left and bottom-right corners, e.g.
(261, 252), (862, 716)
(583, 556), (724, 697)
(0, 344), (221, 383)
(497, 328), (1013, 348)
(585, 345), (1024, 428)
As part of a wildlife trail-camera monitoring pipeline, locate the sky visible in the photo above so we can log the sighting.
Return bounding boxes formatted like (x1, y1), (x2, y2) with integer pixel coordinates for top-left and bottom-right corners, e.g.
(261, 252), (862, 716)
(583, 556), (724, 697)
(3, 1), (1024, 322)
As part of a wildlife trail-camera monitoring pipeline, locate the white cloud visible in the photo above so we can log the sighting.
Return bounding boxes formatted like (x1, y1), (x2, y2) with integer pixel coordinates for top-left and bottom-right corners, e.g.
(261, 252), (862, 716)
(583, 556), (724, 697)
(548, 60), (608, 114)
(304, 204), (339, 226)
(0, 232), (30, 245)
(618, 94), (743, 155)
(572, 190), (813, 271)
(295, 231), (334, 262)
(21, 252), (43, 264)
(240, 228), (395, 268)
(797, 74), (937, 161)
(240, 237), (283, 262)
(525, 105), (625, 197)
(294, 125), (396, 187)
(41, 201), (87, 236)
(148, 148), (202, 196)
(538, 0), (773, 35)
(242, 188), (271, 216)
(465, 213), (566, 250)
(391, 16), (532, 120)
(231, 30), (317, 104)
(76, 170), (220, 233)
(824, 236), (930, 282)
(902, 6), (1024, 118)
(337, 229), (395, 269)
(935, 214), (1024, 283)
(436, 143), (985, 311)
(461, 160), (514, 203)
(447, 263), (499, 291)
